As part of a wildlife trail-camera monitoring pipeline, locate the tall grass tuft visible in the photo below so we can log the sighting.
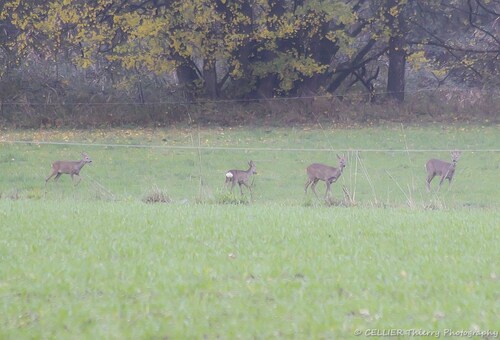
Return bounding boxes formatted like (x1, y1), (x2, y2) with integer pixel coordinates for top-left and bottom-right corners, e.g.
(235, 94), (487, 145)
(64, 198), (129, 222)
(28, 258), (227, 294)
(214, 190), (250, 205)
(142, 185), (172, 204)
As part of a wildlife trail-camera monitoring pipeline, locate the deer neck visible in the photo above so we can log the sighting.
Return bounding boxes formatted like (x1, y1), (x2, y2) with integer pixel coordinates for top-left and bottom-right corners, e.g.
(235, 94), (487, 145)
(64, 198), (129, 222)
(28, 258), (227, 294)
(330, 166), (343, 180)
(76, 159), (86, 171)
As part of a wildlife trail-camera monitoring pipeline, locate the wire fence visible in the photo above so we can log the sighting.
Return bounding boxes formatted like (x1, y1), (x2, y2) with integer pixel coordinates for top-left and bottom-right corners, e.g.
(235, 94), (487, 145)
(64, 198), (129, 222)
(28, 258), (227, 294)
(1, 140), (500, 153)
(1, 88), (499, 106)
(1, 137), (499, 209)
(1, 87), (498, 129)
(2, 135), (499, 172)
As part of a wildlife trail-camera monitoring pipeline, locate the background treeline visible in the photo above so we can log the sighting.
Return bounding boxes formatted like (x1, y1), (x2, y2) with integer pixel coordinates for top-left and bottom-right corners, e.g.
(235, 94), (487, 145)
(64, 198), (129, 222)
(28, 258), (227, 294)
(0, 0), (498, 127)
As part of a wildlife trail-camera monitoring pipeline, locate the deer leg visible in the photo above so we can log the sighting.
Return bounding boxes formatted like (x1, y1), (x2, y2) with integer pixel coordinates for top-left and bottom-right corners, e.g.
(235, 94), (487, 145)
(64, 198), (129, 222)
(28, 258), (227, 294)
(242, 181), (252, 193)
(439, 175), (446, 186)
(304, 178), (312, 194)
(426, 174), (435, 191)
(46, 170), (57, 182)
(238, 182), (244, 195)
(230, 180), (236, 193)
(54, 173), (62, 182)
(447, 176), (454, 186)
(73, 174), (82, 186)
(325, 181), (332, 200)
(310, 179), (320, 198)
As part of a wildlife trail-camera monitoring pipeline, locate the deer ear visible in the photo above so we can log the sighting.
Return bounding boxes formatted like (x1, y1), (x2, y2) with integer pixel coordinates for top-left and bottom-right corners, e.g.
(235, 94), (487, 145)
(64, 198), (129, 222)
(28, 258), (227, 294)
(336, 154), (340, 159)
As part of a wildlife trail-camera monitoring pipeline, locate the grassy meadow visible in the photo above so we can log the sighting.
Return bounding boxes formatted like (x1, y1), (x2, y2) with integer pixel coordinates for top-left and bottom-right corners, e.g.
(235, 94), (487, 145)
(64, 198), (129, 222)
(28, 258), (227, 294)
(1, 125), (499, 207)
(0, 124), (499, 338)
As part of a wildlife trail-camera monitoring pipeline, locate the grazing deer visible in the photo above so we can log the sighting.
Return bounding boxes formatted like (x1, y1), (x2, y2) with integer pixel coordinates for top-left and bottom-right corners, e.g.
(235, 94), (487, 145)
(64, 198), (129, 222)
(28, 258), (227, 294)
(225, 160), (257, 195)
(45, 152), (92, 185)
(305, 154), (346, 199)
(425, 151), (461, 191)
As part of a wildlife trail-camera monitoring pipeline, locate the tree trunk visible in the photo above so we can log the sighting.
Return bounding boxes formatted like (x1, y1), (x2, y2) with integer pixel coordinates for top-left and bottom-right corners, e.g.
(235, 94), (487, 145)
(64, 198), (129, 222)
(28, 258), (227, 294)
(385, 0), (407, 102)
(229, 0), (255, 96)
(176, 62), (199, 98)
(203, 58), (218, 99)
(387, 35), (406, 102)
(255, 73), (279, 98)
(253, 0), (285, 98)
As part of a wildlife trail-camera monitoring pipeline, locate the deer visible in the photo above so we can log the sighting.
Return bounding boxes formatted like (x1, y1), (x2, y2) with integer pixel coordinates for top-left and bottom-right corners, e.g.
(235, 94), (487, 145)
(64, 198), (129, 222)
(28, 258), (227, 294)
(45, 152), (93, 185)
(225, 160), (257, 195)
(305, 154), (346, 199)
(425, 150), (461, 191)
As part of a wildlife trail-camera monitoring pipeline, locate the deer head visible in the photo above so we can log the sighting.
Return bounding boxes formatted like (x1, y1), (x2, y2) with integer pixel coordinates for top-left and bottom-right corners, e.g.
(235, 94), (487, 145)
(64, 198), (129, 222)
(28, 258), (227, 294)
(337, 154), (346, 169)
(248, 160), (257, 174)
(82, 152), (93, 164)
(451, 151), (461, 164)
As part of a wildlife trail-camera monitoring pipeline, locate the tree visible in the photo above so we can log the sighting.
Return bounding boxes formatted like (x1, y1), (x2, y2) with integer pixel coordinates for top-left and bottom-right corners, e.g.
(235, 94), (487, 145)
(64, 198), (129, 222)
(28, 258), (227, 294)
(379, 0), (500, 101)
(2, 0), (499, 105)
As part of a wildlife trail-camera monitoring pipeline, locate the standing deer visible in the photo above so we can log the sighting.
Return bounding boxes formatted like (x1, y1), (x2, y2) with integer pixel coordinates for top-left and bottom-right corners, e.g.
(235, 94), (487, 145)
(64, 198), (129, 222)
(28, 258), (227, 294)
(45, 152), (92, 185)
(425, 151), (461, 191)
(225, 160), (257, 195)
(305, 154), (346, 199)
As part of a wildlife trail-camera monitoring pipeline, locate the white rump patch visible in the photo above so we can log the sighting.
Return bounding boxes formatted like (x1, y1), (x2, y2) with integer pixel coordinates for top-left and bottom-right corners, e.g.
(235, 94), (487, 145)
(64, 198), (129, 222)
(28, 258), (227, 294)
(225, 172), (234, 178)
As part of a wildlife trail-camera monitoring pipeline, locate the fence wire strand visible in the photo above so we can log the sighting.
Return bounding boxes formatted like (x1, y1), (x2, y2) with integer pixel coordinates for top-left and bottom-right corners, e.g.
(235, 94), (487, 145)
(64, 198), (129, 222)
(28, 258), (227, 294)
(1, 88), (499, 106)
(1, 140), (498, 153)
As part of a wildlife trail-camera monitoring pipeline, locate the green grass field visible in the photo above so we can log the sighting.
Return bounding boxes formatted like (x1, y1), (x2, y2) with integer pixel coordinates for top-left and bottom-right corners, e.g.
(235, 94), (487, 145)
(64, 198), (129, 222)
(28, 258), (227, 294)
(1, 125), (499, 338)
(1, 125), (499, 207)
